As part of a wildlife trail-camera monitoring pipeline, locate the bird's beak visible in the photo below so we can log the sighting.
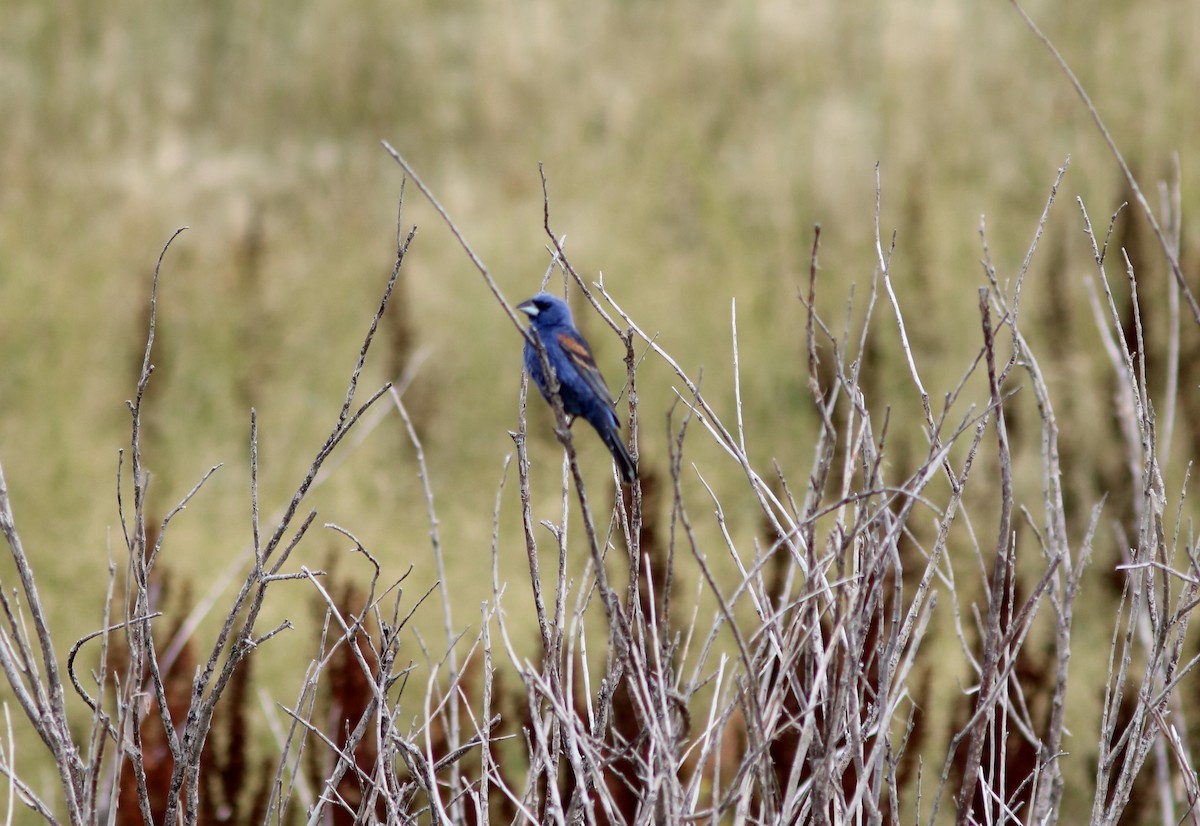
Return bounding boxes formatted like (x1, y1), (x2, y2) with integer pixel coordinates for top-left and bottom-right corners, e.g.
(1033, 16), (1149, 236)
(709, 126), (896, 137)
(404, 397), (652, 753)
(516, 299), (538, 318)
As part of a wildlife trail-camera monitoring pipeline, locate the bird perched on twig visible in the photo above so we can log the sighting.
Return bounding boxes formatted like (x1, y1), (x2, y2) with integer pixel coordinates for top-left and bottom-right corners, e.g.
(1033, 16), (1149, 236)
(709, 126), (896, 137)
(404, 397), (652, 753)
(517, 292), (637, 484)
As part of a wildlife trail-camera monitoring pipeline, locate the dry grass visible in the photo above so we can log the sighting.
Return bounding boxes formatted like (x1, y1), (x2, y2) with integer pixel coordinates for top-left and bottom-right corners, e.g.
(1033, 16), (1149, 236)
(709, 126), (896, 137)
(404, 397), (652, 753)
(2, 0), (1200, 822)
(1, 146), (1197, 821)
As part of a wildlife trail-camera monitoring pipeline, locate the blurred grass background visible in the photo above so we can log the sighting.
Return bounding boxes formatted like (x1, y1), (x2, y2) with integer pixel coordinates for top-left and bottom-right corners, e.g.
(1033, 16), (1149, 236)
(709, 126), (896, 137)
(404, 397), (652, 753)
(1, 0), (1199, 818)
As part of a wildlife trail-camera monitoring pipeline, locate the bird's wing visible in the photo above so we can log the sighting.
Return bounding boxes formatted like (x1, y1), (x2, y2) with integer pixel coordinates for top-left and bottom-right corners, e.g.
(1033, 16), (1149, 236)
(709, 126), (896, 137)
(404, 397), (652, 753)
(556, 330), (618, 409)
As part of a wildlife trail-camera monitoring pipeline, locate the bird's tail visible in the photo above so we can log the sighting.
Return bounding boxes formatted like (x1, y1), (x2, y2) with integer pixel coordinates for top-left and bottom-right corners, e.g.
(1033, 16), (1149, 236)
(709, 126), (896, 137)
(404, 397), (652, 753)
(601, 425), (638, 485)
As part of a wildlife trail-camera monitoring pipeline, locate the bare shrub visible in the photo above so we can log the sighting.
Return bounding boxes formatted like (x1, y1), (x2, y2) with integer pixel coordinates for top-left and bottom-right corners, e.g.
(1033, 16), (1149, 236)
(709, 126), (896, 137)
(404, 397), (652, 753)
(1, 16), (1198, 825)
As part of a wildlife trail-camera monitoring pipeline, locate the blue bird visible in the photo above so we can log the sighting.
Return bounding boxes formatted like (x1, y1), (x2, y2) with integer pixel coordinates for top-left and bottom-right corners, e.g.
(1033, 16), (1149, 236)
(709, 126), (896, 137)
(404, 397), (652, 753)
(517, 292), (637, 484)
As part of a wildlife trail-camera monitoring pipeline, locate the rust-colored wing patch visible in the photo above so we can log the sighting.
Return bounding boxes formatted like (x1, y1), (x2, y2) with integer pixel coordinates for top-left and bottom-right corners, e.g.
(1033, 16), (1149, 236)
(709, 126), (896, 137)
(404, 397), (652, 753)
(557, 332), (597, 367)
(556, 331), (615, 405)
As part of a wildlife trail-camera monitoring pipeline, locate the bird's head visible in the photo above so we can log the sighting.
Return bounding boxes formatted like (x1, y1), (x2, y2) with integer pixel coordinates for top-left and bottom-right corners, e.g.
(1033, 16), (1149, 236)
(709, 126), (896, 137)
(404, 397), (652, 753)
(516, 292), (574, 329)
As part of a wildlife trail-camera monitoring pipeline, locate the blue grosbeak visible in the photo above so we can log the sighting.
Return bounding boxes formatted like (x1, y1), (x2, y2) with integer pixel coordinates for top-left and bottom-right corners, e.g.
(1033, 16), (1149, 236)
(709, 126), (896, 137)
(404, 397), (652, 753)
(517, 292), (637, 484)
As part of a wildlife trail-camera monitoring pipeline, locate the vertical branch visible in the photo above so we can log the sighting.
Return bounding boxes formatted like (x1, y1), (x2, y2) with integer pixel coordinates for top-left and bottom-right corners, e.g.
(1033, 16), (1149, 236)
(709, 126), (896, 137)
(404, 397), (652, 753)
(954, 290), (1015, 823)
(391, 389), (462, 812)
(512, 371), (554, 661)
(1157, 158), (1182, 464)
(875, 164), (933, 431)
(0, 463), (84, 823)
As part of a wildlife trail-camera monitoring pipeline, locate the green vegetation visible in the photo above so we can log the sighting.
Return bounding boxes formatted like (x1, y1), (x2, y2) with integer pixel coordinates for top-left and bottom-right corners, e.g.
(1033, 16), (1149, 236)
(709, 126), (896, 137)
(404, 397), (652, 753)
(1, 0), (1199, 822)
